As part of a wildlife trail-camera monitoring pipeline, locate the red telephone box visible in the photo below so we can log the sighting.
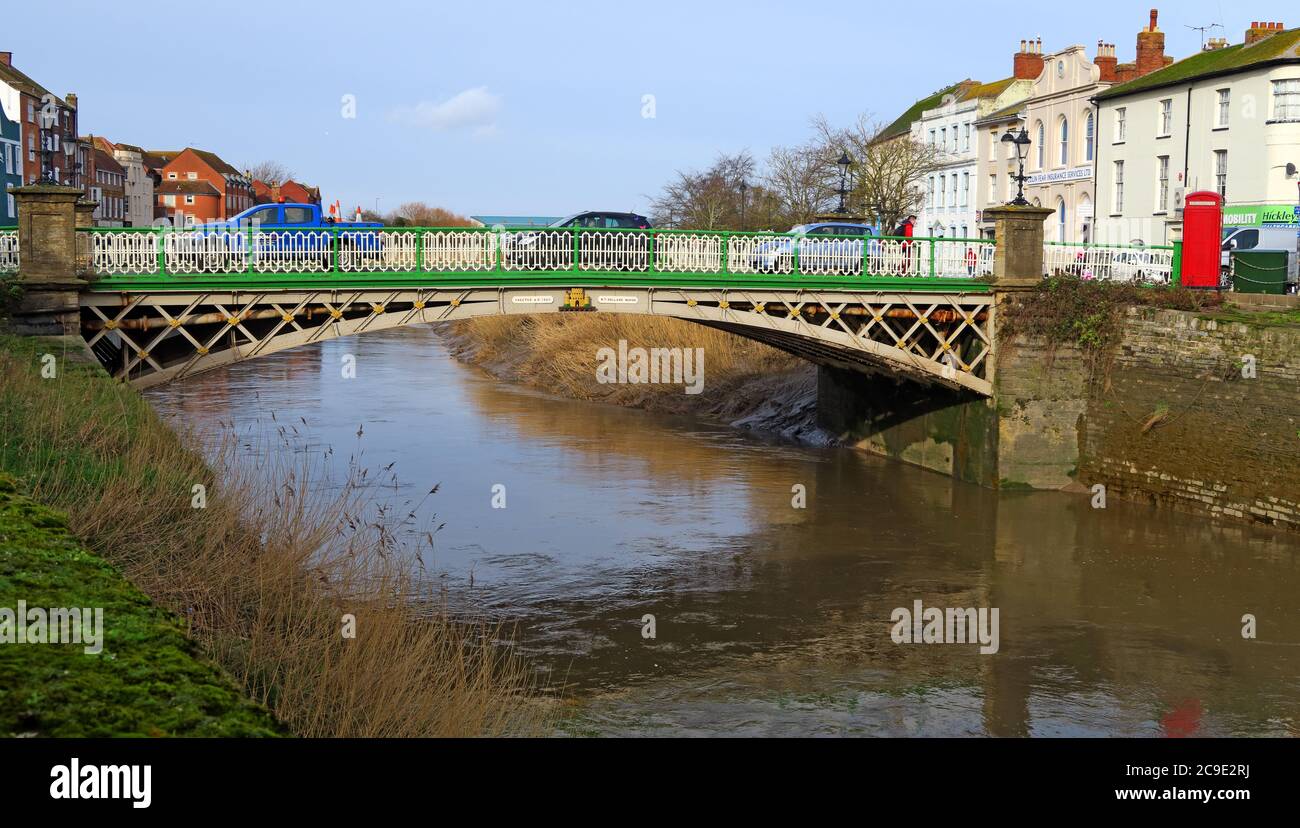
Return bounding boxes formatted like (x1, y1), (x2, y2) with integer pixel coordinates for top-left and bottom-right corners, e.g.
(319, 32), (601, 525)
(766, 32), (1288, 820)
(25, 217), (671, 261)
(1181, 190), (1222, 289)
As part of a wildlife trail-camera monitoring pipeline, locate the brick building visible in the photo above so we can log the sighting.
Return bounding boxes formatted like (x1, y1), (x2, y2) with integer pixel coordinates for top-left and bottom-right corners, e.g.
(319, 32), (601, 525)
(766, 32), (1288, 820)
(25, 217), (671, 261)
(252, 178), (322, 205)
(83, 140), (127, 226)
(150, 147), (253, 224)
(0, 52), (82, 188)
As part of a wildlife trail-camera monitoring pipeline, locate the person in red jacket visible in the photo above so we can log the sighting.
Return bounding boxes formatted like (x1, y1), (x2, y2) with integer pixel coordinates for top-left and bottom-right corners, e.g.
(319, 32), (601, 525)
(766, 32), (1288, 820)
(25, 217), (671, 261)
(891, 216), (917, 274)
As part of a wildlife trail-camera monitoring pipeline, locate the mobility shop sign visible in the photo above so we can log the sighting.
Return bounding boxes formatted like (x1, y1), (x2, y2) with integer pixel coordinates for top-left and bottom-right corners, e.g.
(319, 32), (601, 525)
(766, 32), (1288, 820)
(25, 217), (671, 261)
(1026, 166), (1092, 186)
(1223, 203), (1300, 228)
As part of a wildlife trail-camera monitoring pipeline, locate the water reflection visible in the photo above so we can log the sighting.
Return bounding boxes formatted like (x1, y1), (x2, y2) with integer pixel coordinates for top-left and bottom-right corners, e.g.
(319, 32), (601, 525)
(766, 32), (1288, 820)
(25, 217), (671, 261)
(145, 325), (1300, 737)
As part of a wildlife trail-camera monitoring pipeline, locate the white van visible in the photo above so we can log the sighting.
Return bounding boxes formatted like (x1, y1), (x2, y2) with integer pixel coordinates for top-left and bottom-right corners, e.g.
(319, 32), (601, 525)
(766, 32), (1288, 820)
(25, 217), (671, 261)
(1221, 226), (1299, 266)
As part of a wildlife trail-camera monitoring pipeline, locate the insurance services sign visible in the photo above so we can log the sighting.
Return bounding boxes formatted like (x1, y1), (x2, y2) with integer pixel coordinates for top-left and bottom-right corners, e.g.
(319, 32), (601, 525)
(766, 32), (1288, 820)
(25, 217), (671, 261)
(1026, 166), (1092, 186)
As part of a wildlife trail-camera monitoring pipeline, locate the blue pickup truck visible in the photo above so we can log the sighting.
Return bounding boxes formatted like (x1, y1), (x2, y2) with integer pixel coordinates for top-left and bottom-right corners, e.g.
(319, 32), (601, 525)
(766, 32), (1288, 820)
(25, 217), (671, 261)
(224, 202), (383, 230)
(190, 202), (384, 269)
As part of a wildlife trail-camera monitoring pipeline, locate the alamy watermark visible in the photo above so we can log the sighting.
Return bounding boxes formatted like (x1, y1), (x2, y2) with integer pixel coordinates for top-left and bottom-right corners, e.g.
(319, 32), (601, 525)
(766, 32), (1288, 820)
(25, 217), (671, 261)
(0, 601), (104, 655)
(595, 340), (704, 395)
(890, 599), (999, 655)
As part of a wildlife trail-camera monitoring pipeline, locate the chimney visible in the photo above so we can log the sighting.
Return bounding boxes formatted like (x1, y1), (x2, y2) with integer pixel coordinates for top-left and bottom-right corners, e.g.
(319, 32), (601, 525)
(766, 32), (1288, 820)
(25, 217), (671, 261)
(1095, 41), (1118, 82)
(0, 52), (11, 66)
(65, 92), (78, 111)
(1134, 9), (1167, 77)
(1204, 37), (1229, 51)
(1014, 37), (1045, 80)
(1246, 21), (1285, 46)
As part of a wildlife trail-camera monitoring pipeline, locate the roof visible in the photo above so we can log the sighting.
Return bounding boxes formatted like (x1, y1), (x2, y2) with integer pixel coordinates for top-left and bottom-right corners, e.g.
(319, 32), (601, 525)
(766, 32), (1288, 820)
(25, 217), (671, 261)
(877, 80), (974, 141)
(1098, 28), (1300, 99)
(157, 180), (221, 196)
(975, 101), (1026, 125)
(0, 59), (71, 108)
(963, 77), (1016, 100)
(92, 148), (126, 176)
(148, 147), (243, 178)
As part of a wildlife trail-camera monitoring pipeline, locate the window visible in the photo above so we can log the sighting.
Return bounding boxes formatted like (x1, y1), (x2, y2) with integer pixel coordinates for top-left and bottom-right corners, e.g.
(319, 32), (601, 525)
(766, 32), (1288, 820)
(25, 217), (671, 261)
(961, 172), (969, 207)
(940, 127), (947, 150)
(989, 174), (997, 204)
(962, 123), (971, 152)
(1057, 198), (1066, 242)
(990, 130), (999, 158)
(1273, 79), (1300, 121)
(1215, 150), (1228, 199)
(949, 175), (957, 207)
(26, 101), (34, 123)
(187, 171), (197, 180)
(939, 175), (946, 209)
(1159, 99), (1173, 136)
(927, 176), (934, 208)
(1217, 89), (1231, 127)
(1035, 121), (1045, 168)
(163, 194), (176, 206)
(1085, 112), (1095, 161)
(1113, 161), (1125, 213)
(184, 195), (195, 205)
(167, 172), (177, 180)
(1115, 107), (1127, 142)
(1059, 117), (1069, 166)
(27, 134), (34, 162)
(1157, 156), (1169, 212)
(283, 206), (312, 224)
(928, 129), (936, 145)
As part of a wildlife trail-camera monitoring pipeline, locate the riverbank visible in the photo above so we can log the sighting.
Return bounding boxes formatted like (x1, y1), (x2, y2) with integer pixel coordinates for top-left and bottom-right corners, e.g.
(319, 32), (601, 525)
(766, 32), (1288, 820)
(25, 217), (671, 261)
(441, 314), (833, 445)
(0, 331), (541, 736)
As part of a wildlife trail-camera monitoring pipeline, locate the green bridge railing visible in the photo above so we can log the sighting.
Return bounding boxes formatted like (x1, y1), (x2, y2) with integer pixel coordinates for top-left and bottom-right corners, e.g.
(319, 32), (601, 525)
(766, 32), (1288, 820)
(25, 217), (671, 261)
(47, 226), (996, 292)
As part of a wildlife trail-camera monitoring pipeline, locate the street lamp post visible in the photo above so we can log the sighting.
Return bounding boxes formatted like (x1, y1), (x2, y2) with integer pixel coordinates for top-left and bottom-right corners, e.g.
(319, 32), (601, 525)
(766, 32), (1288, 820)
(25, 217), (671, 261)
(739, 180), (748, 230)
(835, 151), (853, 214)
(1001, 127), (1032, 206)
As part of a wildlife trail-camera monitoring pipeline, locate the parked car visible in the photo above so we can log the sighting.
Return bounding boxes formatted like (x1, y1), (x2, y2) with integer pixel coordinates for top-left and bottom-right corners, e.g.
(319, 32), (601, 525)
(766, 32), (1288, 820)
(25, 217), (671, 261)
(181, 202), (384, 272)
(750, 222), (874, 273)
(505, 211), (653, 270)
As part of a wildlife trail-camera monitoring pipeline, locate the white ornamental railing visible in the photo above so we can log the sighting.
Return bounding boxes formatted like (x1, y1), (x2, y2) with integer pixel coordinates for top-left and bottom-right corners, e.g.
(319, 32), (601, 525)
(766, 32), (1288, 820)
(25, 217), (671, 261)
(1044, 242), (1175, 284)
(80, 228), (996, 280)
(0, 230), (17, 273)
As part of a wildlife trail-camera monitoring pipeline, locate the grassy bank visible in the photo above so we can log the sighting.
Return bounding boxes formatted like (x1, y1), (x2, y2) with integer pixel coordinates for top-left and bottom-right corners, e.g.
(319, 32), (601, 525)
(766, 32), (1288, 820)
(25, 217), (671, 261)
(444, 314), (825, 439)
(0, 332), (539, 736)
(0, 475), (283, 736)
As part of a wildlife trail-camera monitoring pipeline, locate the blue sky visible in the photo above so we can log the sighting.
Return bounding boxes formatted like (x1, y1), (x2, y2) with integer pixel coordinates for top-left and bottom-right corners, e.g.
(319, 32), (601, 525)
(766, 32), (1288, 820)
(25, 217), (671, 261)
(8, 0), (1286, 216)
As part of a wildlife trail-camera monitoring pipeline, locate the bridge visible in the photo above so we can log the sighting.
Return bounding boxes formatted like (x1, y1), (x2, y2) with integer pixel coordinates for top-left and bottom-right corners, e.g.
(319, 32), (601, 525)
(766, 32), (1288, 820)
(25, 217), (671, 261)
(3, 221), (1003, 395)
(5, 185), (1182, 491)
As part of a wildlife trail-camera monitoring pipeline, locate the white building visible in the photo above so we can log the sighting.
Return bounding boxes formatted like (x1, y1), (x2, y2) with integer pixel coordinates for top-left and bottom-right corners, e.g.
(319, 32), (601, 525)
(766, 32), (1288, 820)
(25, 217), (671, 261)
(108, 141), (156, 228)
(912, 71), (1034, 240)
(1096, 22), (1300, 244)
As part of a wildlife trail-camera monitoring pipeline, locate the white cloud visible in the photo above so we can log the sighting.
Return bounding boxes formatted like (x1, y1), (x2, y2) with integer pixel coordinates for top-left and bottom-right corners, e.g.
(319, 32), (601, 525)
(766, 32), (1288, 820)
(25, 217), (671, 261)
(389, 87), (501, 134)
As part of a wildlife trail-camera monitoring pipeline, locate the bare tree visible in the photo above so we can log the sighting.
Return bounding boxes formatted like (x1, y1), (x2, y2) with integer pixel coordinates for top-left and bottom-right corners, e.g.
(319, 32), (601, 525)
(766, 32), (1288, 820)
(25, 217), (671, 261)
(391, 201), (473, 227)
(244, 160), (294, 184)
(763, 142), (835, 226)
(649, 151), (756, 230)
(812, 113), (943, 232)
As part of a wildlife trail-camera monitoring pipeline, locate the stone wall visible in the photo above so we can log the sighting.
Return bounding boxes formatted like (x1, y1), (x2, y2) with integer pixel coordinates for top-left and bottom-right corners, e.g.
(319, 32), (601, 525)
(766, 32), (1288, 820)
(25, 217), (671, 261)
(820, 305), (1300, 532)
(1078, 308), (1300, 532)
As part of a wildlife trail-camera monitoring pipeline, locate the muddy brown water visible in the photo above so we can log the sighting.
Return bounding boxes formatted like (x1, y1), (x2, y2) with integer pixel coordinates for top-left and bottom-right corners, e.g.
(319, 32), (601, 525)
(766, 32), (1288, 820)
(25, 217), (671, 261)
(144, 325), (1300, 737)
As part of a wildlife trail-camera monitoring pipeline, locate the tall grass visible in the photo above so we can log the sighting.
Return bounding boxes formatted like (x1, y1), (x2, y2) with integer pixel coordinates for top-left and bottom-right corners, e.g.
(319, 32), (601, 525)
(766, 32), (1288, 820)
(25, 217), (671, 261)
(0, 334), (541, 737)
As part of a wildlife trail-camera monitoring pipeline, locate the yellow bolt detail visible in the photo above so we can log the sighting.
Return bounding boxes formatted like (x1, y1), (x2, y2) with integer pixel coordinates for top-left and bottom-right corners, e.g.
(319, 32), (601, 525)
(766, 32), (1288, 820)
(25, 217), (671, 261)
(104, 320), (118, 330)
(719, 300), (730, 309)
(330, 310), (343, 319)
(414, 301), (426, 310)
(226, 316), (238, 326)
(918, 316), (929, 324)
(197, 346), (209, 355)
(137, 350), (149, 360)
(168, 318), (181, 328)
(687, 299), (697, 307)
(281, 313), (294, 322)
(450, 299), (460, 307)
(829, 312), (839, 321)
(373, 304), (385, 314)
(755, 305), (765, 314)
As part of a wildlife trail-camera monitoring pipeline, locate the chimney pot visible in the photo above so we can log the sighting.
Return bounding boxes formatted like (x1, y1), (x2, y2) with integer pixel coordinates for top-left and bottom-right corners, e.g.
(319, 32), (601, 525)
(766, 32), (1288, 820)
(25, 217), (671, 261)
(0, 51), (11, 66)
(1150, 9), (1158, 31)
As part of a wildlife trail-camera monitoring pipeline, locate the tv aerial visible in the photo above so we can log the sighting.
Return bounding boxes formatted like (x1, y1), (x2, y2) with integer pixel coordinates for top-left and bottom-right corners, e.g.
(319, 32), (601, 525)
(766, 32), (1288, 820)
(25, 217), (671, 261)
(1185, 22), (1224, 49)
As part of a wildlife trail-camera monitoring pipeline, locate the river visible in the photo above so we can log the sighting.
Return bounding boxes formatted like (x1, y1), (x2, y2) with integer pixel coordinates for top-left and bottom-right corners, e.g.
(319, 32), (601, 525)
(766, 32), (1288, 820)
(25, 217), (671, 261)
(144, 325), (1300, 737)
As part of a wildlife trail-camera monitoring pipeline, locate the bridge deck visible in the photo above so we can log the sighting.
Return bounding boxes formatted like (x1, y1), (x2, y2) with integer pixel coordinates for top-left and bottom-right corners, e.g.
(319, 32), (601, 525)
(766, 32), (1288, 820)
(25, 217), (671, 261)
(42, 226), (994, 292)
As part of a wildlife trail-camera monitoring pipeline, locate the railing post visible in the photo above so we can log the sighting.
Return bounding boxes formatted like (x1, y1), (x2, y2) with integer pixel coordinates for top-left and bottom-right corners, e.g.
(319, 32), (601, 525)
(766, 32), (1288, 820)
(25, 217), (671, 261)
(928, 239), (936, 278)
(156, 226), (167, 277)
(414, 228), (423, 274)
(647, 230), (656, 274)
(9, 184), (86, 336)
(572, 229), (580, 273)
(331, 226), (340, 274)
(792, 232), (800, 276)
(983, 205), (1054, 286)
(245, 224), (254, 274)
(720, 232), (729, 275)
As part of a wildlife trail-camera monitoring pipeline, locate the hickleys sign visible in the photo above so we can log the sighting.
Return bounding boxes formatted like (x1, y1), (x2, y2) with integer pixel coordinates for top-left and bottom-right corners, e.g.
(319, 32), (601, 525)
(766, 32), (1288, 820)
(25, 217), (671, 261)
(1222, 204), (1300, 228)
(1025, 166), (1092, 185)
